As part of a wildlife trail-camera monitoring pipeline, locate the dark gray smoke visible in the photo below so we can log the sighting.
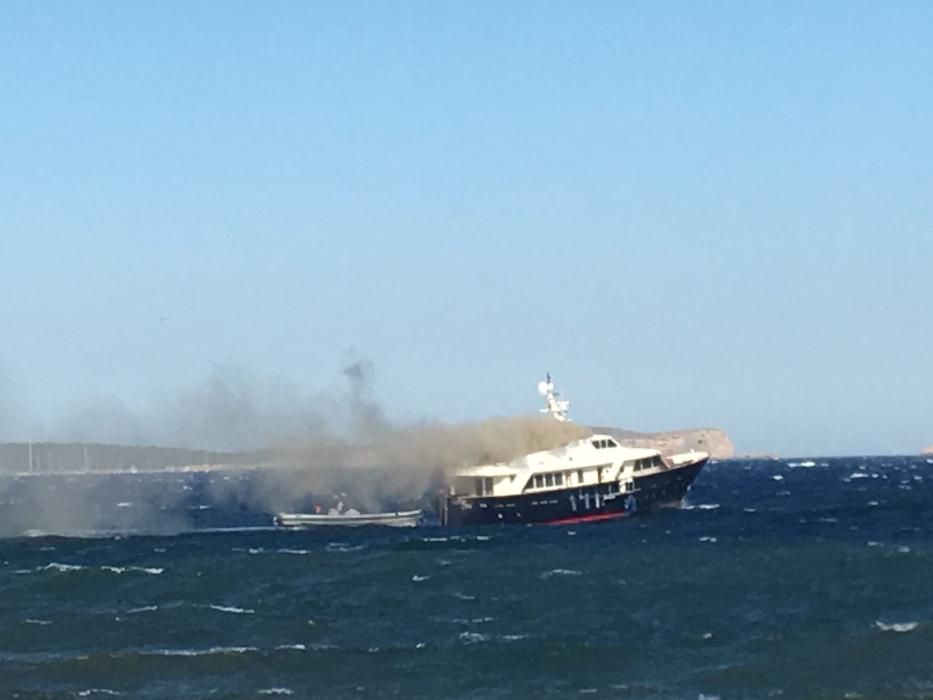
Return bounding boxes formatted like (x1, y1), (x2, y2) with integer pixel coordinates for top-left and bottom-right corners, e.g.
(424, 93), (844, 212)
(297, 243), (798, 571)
(148, 365), (330, 450)
(0, 357), (592, 534)
(38, 365), (330, 451)
(246, 414), (592, 512)
(58, 398), (147, 446)
(340, 353), (388, 438)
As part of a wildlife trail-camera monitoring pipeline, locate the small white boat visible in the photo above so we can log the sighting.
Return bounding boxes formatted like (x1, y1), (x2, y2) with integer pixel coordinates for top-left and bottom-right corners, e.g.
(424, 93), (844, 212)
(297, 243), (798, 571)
(274, 509), (423, 528)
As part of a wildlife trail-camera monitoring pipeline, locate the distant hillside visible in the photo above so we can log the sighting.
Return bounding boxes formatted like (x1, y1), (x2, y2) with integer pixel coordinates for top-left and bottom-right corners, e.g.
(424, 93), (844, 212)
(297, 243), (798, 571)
(0, 442), (259, 474)
(592, 427), (734, 459)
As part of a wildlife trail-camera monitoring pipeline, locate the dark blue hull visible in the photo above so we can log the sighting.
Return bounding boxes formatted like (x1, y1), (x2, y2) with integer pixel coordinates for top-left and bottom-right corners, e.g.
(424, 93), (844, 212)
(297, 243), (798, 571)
(441, 458), (707, 527)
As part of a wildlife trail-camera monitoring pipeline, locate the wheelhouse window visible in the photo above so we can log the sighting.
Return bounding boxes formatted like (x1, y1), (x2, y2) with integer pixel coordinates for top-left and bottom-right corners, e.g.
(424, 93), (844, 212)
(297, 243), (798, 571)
(473, 477), (494, 496)
(634, 455), (665, 471)
(526, 471), (569, 492)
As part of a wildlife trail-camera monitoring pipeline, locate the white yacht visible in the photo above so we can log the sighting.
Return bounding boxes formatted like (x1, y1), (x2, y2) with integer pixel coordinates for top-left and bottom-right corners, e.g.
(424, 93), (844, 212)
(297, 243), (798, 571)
(439, 375), (709, 526)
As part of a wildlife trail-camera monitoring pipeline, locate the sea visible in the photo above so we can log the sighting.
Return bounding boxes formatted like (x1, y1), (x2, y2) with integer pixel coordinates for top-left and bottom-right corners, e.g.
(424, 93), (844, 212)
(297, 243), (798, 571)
(1, 455), (932, 699)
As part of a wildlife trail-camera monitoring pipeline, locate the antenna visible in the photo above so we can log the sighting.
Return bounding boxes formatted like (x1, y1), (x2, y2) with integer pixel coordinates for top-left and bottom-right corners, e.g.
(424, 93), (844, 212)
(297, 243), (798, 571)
(538, 373), (571, 422)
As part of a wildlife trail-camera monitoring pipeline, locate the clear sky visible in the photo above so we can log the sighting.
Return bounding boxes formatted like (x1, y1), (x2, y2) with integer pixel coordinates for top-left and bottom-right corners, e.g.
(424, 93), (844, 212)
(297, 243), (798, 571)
(1, 1), (931, 456)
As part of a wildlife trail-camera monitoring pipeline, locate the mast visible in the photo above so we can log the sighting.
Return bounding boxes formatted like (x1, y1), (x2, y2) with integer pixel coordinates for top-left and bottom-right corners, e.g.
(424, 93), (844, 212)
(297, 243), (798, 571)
(537, 373), (571, 422)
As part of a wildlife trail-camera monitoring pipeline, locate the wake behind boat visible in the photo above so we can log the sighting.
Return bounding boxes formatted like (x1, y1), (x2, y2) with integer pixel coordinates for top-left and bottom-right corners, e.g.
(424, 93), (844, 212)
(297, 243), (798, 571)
(275, 509), (423, 528)
(439, 375), (709, 526)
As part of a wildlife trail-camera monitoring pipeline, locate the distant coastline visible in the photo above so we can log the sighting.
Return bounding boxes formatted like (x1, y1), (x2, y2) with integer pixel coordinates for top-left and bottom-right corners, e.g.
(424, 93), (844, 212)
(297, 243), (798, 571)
(0, 442), (257, 476)
(0, 426), (736, 475)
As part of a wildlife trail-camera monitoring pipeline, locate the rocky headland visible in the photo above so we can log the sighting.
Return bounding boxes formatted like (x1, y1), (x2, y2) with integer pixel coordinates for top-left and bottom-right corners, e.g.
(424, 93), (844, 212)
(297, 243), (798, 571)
(593, 427), (734, 459)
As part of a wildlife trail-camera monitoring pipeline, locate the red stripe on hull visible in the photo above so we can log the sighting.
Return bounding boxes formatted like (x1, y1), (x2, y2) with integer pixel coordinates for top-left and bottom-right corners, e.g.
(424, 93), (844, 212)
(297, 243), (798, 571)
(544, 510), (631, 526)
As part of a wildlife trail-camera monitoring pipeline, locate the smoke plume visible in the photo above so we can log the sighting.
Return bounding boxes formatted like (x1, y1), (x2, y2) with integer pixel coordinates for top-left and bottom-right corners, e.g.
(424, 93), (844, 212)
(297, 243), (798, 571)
(0, 357), (592, 534)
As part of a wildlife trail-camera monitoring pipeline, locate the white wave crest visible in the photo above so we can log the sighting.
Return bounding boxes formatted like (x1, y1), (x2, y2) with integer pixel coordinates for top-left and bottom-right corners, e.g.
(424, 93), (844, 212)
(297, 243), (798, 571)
(683, 503), (721, 511)
(101, 566), (163, 575)
(875, 621), (918, 633)
(143, 646), (257, 657)
(458, 631), (490, 644)
(540, 568), (583, 579)
(258, 688), (294, 695)
(500, 634), (528, 641)
(208, 604), (255, 615)
(325, 543), (367, 553)
(41, 562), (85, 572)
(451, 616), (495, 625)
(126, 606), (159, 614)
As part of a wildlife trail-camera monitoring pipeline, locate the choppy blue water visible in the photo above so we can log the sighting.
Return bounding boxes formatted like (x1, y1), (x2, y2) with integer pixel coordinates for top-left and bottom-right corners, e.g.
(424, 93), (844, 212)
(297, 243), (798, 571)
(2, 456), (932, 699)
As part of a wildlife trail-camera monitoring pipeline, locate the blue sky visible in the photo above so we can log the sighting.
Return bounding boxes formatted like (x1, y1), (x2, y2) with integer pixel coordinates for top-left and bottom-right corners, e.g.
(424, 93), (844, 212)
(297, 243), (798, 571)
(1, 2), (931, 455)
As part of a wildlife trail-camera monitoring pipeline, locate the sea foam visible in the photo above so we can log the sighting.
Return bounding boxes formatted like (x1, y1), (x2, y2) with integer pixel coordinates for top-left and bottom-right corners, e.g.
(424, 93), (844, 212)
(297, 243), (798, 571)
(207, 604), (255, 615)
(875, 621), (918, 633)
(540, 568), (583, 579)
